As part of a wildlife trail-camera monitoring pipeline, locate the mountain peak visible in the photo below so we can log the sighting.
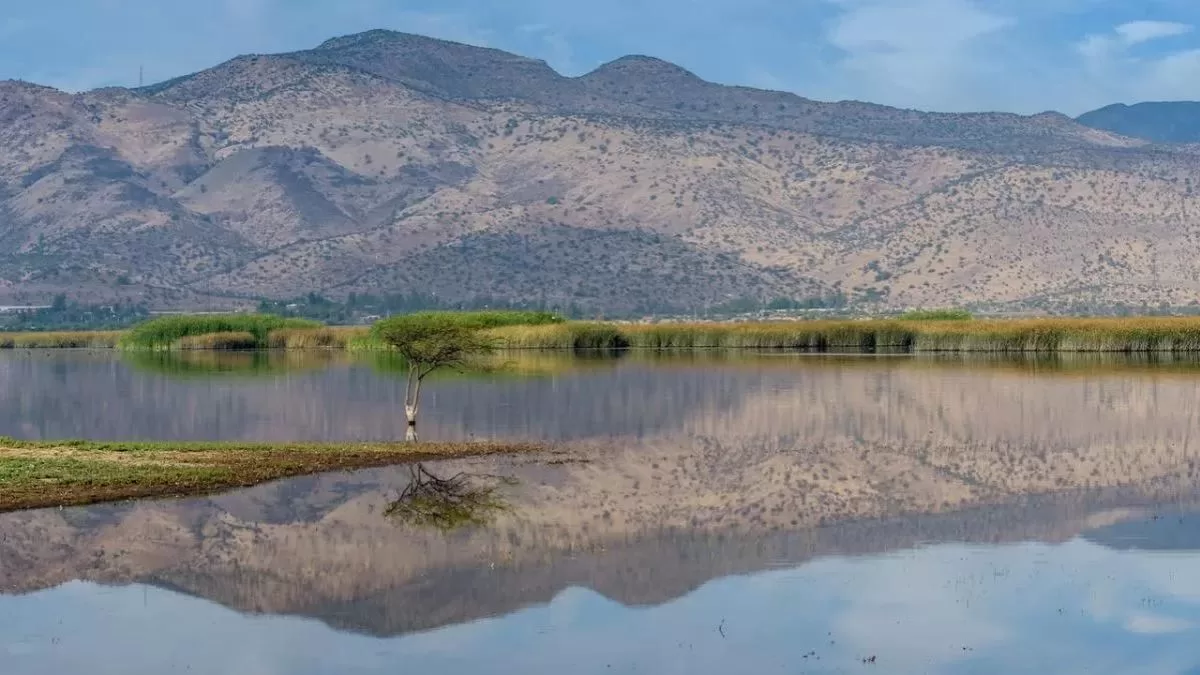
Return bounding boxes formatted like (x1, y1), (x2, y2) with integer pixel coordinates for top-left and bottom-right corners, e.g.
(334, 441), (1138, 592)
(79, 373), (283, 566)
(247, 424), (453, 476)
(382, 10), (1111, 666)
(1076, 100), (1200, 143)
(290, 28), (562, 100)
(312, 29), (545, 65)
(584, 55), (702, 82)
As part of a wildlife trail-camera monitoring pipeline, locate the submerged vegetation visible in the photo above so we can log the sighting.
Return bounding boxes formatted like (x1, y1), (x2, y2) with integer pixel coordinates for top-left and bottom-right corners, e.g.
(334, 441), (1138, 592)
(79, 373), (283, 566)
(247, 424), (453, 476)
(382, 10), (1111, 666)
(0, 438), (543, 511)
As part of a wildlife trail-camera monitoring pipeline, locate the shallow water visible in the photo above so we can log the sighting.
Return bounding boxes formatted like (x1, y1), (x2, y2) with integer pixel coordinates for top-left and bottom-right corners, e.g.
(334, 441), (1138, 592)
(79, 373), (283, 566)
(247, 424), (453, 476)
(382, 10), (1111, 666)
(4, 350), (1200, 673)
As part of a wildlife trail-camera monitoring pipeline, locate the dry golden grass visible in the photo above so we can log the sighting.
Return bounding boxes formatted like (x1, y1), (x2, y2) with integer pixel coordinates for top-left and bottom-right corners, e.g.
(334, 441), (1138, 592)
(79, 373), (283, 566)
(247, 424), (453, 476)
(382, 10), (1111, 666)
(267, 326), (370, 350)
(173, 331), (258, 350)
(0, 331), (123, 349)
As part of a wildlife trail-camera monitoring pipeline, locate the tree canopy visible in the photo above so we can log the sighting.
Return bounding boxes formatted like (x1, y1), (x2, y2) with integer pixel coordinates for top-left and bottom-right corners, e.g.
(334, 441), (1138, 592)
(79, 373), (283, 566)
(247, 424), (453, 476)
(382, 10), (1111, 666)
(371, 313), (493, 376)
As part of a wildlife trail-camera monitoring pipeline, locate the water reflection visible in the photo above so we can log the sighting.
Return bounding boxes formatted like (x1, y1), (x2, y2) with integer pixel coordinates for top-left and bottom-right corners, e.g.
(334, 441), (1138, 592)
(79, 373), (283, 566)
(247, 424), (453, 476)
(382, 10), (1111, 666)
(5, 350), (1200, 446)
(1, 476), (1199, 674)
(385, 464), (514, 531)
(6, 351), (1200, 672)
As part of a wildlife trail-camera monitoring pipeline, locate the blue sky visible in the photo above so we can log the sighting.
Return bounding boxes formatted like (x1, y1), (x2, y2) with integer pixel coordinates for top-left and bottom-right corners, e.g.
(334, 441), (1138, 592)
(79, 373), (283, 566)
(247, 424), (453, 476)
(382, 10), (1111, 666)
(3, 0), (1200, 114)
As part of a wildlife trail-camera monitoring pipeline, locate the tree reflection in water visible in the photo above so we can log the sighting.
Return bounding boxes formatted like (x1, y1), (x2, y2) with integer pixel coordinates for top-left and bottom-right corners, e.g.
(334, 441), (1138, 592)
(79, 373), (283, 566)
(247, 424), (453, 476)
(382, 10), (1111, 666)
(385, 464), (514, 532)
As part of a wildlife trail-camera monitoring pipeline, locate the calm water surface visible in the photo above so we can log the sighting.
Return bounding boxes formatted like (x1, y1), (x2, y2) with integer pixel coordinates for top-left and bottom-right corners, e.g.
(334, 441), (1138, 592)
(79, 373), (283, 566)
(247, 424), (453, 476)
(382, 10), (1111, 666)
(3, 350), (1200, 673)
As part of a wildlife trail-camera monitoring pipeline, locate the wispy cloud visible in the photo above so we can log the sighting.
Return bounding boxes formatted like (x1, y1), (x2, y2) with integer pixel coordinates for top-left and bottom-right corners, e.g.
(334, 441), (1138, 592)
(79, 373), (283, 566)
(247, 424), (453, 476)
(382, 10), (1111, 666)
(1115, 20), (1192, 46)
(821, 0), (1016, 111)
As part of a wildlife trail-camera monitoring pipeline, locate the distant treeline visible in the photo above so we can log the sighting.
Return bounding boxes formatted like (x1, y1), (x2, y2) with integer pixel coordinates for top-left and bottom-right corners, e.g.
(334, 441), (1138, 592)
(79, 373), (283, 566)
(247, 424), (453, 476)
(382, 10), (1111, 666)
(0, 295), (150, 331)
(257, 292), (590, 324)
(257, 292), (850, 324)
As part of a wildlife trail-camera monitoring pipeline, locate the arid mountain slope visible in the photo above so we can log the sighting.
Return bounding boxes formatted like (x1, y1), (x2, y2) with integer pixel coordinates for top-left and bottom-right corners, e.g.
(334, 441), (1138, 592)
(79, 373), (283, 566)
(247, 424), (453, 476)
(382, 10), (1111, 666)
(1, 30), (1198, 312)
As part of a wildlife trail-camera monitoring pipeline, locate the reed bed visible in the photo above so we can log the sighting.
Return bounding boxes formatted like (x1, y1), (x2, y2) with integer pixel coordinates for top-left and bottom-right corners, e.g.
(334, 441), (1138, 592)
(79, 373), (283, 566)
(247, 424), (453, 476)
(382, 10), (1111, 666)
(907, 318), (1200, 352)
(483, 323), (629, 350)
(120, 314), (320, 350)
(13, 316), (1200, 353)
(267, 326), (371, 350)
(0, 331), (123, 349)
(173, 331), (259, 350)
(268, 311), (564, 351)
(488, 317), (1200, 353)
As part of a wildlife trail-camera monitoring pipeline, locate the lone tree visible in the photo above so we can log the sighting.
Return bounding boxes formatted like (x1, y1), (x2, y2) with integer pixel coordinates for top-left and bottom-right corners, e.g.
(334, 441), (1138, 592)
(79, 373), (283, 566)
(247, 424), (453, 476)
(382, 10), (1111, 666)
(371, 313), (492, 428)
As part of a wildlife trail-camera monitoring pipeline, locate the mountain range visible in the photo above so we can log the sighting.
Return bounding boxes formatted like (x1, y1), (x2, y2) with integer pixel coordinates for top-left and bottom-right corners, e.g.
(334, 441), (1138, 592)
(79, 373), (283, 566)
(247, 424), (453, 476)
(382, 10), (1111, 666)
(4, 29), (1200, 314)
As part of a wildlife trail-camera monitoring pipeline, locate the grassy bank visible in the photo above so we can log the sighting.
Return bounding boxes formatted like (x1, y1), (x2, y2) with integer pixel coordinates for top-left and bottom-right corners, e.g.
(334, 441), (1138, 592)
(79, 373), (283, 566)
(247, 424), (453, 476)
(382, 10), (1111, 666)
(0, 438), (544, 511)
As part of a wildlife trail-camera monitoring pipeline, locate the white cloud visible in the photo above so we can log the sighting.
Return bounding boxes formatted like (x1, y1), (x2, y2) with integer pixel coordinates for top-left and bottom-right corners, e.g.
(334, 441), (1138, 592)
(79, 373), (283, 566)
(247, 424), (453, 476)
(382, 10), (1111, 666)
(1115, 20), (1192, 47)
(1078, 20), (1193, 65)
(1124, 612), (1193, 634)
(1073, 21), (1200, 109)
(818, 0), (1016, 110)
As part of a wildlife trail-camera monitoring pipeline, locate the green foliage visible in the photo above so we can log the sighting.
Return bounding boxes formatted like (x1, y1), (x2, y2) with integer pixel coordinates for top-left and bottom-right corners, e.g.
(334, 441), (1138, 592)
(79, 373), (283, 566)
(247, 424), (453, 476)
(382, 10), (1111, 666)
(899, 308), (974, 321)
(399, 310), (564, 330)
(120, 314), (321, 350)
(371, 313), (495, 372)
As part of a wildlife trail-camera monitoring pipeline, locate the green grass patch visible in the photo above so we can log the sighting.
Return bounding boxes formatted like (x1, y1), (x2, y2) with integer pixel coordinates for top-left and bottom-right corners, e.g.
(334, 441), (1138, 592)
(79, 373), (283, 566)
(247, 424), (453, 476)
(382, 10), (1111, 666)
(0, 438), (545, 511)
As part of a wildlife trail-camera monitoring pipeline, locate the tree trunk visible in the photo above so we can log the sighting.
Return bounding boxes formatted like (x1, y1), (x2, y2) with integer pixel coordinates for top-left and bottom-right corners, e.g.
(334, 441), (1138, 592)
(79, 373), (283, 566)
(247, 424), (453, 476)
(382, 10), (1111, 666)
(404, 367), (420, 426)
(406, 374), (423, 426)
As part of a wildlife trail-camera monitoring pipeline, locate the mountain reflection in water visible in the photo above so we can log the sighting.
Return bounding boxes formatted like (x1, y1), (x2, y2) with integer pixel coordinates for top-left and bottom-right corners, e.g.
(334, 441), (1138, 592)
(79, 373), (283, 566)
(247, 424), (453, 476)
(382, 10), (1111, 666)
(4, 351), (1200, 673)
